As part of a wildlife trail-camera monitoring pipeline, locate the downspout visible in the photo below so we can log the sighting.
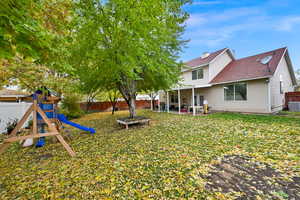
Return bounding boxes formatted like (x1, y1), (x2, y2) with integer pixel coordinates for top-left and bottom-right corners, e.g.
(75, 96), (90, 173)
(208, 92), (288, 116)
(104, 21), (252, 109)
(267, 78), (272, 113)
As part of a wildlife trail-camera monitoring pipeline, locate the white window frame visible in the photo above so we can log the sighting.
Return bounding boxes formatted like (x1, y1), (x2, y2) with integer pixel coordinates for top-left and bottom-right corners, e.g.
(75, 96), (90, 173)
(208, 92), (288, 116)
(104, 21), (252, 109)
(279, 74), (283, 94)
(192, 68), (204, 80)
(170, 93), (178, 103)
(193, 94), (204, 106)
(224, 82), (247, 101)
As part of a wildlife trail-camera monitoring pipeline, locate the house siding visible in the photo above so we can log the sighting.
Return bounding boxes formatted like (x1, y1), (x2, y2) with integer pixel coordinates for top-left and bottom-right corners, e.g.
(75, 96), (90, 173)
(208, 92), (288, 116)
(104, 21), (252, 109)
(180, 66), (209, 86)
(209, 50), (233, 82)
(179, 51), (232, 87)
(204, 79), (270, 113)
(270, 55), (294, 112)
(159, 79), (270, 113)
(158, 48), (297, 114)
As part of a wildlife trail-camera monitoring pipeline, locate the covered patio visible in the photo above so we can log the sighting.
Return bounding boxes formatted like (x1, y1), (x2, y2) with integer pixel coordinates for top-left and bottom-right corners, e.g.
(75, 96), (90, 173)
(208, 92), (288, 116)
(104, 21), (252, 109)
(156, 85), (212, 115)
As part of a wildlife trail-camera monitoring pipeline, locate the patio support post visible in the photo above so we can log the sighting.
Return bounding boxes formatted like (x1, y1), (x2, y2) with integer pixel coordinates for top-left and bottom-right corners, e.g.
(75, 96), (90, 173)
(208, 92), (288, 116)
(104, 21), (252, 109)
(178, 89), (181, 114)
(166, 91), (170, 113)
(192, 87), (195, 116)
(158, 101), (160, 112)
(150, 92), (153, 111)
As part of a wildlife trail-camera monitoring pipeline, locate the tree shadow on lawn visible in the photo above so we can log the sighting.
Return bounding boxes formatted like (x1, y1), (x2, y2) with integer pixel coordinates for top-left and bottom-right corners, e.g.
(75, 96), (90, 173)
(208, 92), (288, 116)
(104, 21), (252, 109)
(202, 155), (300, 199)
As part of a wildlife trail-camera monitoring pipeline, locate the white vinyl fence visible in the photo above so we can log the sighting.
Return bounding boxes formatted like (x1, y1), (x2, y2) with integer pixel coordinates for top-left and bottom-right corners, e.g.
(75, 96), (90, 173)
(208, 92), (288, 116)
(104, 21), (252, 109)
(0, 102), (32, 134)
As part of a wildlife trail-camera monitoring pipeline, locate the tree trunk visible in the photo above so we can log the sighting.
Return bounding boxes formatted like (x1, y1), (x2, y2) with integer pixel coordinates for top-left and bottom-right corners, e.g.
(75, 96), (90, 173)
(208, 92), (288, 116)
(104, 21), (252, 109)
(86, 101), (90, 112)
(152, 98), (155, 110)
(149, 93), (157, 111)
(118, 79), (137, 118)
(112, 105), (115, 115)
(86, 93), (97, 112)
(128, 97), (136, 118)
(86, 98), (92, 112)
(110, 99), (118, 115)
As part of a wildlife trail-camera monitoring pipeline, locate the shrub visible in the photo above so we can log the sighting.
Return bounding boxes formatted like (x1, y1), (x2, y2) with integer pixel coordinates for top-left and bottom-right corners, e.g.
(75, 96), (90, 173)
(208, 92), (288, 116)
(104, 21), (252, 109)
(26, 119), (33, 129)
(60, 94), (84, 119)
(5, 118), (18, 135)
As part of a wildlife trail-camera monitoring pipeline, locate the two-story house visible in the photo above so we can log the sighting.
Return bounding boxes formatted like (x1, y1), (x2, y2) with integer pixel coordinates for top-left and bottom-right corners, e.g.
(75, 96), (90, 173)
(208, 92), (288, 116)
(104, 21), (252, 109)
(158, 47), (297, 114)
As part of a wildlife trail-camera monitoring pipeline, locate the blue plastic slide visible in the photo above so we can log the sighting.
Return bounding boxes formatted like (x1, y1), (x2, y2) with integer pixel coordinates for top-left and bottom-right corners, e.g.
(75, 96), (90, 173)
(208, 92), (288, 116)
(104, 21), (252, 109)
(57, 114), (96, 134)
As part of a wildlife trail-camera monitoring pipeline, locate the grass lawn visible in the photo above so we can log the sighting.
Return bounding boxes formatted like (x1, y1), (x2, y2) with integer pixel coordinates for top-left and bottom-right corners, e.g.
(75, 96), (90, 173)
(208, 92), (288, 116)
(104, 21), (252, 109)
(279, 111), (300, 117)
(0, 110), (300, 199)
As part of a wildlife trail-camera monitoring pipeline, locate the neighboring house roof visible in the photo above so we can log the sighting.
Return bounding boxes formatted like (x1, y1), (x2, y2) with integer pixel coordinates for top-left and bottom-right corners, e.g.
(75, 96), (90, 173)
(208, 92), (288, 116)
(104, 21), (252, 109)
(0, 88), (29, 97)
(184, 48), (229, 68)
(210, 47), (297, 85)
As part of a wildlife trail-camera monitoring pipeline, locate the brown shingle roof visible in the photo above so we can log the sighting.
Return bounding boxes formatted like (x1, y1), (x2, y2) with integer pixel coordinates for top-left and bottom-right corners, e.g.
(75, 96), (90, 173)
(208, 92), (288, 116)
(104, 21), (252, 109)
(185, 48), (228, 67)
(0, 88), (29, 96)
(210, 47), (287, 84)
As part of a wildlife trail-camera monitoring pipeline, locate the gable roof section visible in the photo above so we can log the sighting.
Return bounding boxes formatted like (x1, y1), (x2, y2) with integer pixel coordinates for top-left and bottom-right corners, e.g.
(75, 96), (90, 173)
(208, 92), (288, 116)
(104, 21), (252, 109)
(185, 48), (228, 68)
(210, 47), (295, 84)
(283, 50), (297, 85)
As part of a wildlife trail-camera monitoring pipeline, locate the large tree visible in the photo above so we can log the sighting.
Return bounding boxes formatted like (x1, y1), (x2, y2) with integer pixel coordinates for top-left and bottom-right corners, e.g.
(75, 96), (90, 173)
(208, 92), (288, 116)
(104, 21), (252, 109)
(71, 0), (189, 118)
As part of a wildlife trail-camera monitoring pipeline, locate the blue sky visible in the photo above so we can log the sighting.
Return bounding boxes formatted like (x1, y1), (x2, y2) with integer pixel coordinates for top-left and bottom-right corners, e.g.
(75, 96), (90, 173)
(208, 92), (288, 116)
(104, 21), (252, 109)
(181, 0), (300, 70)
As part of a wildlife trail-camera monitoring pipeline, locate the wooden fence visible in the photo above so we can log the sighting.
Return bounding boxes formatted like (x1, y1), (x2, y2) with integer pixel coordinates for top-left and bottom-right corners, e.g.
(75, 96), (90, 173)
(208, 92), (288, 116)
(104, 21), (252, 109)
(80, 100), (158, 112)
(285, 92), (300, 109)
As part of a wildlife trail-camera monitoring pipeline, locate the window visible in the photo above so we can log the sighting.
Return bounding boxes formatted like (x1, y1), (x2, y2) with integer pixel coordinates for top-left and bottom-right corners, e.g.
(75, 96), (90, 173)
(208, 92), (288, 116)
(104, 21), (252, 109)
(192, 70), (197, 80)
(280, 81), (283, 94)
(235, 83), (247, 100)
(192, 69), (203, 80)
(224, 85), (234, 101)
(170, 93), (178, 103)
(194, 95), (204, 106)
(199, 95), (204, 106)
(279, 75), (283, 94)
(224, 82), (247, 101)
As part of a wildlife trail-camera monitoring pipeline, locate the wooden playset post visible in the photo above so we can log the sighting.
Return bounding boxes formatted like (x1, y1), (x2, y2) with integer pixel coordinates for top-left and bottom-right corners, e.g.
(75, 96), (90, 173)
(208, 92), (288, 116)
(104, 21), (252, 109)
(0, 96), (76, 157)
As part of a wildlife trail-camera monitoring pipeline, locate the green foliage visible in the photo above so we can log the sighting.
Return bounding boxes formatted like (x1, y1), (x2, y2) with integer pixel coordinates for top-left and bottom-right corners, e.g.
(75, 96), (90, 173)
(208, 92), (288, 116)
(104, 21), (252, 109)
(96, 89), (121, 102)
(0, 0), (51, 60)
(0, 0), (75, 91)
(1, 57), (75, 93)
(26, 119), (33, 129)
(60, 94), (84, 119)
(69, 0), (190, 117)
(0, 111), (300, 199)
(0, 0), (74, 61)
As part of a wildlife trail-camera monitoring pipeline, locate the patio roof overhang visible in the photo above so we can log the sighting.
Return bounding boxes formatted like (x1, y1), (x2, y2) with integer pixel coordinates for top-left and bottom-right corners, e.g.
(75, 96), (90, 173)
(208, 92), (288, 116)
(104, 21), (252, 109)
(171, 84), (212, 90)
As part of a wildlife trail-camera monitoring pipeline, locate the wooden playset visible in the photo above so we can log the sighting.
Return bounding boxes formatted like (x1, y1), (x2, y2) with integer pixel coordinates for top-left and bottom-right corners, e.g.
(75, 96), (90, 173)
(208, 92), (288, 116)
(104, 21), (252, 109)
(0, 88), (95, 157)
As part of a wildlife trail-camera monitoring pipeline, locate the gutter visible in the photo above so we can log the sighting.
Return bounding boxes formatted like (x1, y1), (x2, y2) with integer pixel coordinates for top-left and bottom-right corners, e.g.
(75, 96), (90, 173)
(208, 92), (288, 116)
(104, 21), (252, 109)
(210, 76), (272, 85)
(171, 84), (212, 90)
(181, 63), (209, 73)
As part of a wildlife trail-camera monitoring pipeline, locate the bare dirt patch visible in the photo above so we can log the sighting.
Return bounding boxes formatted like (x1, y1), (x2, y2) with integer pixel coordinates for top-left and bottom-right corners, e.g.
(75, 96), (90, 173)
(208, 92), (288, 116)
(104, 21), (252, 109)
(202, 155), (300, 199)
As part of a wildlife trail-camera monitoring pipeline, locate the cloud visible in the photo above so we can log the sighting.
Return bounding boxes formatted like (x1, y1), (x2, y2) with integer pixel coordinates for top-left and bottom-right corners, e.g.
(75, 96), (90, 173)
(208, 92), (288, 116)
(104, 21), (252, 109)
(185, 7), (270, 46)
(192, 1), (223, 5)
(185, 2), (300, 47)
(186, 7), (261, 28)
(186, 14), (207, 27)
(276, 16), (300, 31)
(187, 23), (258, 47)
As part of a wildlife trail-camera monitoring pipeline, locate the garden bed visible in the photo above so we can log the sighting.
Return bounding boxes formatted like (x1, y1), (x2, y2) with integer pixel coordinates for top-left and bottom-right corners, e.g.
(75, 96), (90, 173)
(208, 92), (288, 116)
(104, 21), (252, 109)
(202, 155), (300, 199)
(117, 116), (150, 129)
